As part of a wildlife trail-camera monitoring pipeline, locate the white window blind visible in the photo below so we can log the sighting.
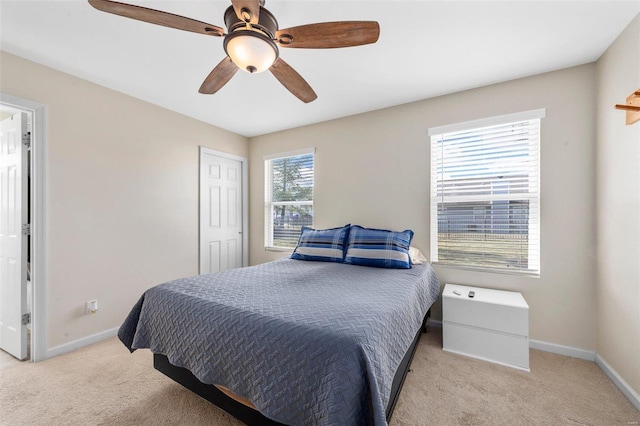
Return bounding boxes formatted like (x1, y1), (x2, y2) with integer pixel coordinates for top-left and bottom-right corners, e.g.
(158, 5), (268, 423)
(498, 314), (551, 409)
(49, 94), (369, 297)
(429, 109), (544, 275)
(264, 148), (314, 249)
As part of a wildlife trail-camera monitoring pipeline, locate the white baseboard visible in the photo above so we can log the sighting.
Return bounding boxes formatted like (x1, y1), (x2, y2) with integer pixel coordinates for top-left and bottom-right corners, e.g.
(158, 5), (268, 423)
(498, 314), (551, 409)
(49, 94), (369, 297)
(430, 319), (595, 362)
(595, 354), (640, 411)
(432, 319), (593, 372)
(39, 321), (640, 412)
(45, 327), (119, 360)
(431, 320), (638, 410)
(529, 339), (596, 361)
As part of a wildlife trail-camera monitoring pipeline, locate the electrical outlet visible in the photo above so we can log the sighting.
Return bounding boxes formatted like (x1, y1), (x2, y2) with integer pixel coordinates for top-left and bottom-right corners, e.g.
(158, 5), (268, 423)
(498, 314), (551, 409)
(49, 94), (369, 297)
(86, 300), (98, 315)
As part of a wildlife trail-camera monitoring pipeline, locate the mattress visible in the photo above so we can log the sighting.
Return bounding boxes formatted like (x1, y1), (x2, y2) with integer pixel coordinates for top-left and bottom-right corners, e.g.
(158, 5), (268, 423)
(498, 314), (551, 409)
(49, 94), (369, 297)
(119, 258), (440, 425)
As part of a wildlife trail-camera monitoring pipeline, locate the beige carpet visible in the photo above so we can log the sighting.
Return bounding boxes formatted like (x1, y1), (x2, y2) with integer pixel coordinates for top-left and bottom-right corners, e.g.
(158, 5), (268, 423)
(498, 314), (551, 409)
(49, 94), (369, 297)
(1, 329), (638, 426)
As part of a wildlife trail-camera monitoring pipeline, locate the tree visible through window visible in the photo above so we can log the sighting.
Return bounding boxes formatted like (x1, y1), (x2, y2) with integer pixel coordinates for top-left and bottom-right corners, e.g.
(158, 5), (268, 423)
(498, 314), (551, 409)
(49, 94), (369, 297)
(265, 149), (314, 248)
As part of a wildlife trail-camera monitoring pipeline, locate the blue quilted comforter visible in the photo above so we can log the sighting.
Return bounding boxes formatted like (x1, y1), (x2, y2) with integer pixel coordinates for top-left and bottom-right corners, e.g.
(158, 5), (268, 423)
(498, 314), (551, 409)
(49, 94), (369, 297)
(119, 258), (439, 425)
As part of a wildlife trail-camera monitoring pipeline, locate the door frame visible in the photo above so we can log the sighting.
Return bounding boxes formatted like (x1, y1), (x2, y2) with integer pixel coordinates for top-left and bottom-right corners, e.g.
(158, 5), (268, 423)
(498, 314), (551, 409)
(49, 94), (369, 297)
(0, 93), (47, 362)
(199, 147), (248, 273)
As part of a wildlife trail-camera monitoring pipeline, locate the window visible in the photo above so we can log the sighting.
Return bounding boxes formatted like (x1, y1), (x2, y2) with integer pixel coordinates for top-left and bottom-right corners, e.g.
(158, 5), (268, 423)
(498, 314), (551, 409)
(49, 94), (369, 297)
(429, 109), (544, 275)
(264, 148), (314, 249)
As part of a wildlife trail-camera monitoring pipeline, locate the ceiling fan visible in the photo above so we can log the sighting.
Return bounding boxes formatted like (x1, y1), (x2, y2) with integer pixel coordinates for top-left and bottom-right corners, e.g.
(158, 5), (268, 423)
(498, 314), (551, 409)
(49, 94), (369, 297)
(88, 0), (380, 103)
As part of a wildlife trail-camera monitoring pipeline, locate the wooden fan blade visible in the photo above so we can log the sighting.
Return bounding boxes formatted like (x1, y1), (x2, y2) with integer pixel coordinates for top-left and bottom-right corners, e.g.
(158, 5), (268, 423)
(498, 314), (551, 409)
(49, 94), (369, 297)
(88, 0), (224, 37)
(231, 0), (260, 25)
(199, 57), (239, 94)
(276, 21), (380, 49)
(269, 58), (317, 103)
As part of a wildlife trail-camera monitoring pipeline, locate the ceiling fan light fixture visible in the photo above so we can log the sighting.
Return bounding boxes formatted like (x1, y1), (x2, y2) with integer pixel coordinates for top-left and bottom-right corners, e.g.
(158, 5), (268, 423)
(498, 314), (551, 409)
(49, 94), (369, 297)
(224, 31), (278, 74)
(89, 0), (380, 102)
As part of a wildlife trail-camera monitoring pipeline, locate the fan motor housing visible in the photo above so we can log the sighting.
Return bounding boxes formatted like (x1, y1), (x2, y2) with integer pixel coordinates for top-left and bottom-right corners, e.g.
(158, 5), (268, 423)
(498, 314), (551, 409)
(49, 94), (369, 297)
(223, 6), (278, 38)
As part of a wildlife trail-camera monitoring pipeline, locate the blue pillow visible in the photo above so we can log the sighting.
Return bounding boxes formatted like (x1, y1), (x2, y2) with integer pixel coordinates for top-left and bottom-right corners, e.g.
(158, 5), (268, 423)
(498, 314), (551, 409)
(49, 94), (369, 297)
(291, 225), (351, 263)
(344, 225), (414, 269)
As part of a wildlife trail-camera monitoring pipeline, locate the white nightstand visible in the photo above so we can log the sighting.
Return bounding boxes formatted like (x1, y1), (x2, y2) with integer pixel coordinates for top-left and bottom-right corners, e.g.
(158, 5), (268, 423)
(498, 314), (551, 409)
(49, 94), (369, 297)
(442, 283), (530, 371)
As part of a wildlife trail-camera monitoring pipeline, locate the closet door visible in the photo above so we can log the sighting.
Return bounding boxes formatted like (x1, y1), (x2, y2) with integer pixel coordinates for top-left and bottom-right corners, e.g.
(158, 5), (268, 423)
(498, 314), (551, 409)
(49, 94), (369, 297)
(200, 149), (244, 274)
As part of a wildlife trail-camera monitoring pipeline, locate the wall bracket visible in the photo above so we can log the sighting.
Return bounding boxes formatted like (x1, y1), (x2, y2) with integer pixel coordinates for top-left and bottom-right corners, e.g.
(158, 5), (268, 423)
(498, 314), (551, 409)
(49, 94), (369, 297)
(614, 89), (640, 125)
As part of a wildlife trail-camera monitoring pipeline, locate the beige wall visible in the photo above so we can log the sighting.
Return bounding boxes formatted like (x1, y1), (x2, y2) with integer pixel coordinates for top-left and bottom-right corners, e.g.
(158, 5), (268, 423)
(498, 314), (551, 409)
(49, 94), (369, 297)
(0, 51), (249, 350)
(250, 64), (598, 351)
(596, 14), (640, 396)
(2, 20), (636, 398)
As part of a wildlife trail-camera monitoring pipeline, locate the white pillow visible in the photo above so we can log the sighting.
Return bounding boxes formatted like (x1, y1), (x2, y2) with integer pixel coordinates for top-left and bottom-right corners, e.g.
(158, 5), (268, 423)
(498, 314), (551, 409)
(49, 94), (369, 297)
(409, 246), (428, 265)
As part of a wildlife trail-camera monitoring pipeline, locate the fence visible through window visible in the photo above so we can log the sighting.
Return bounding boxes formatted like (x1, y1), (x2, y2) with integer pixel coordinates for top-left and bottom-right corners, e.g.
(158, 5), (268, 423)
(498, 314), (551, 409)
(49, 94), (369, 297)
(429, 109), (543, 274)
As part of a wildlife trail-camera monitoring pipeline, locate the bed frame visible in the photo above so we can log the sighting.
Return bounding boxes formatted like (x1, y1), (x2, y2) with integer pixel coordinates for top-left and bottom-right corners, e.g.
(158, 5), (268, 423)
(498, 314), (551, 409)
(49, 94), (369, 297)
(154, 310), (431, 425)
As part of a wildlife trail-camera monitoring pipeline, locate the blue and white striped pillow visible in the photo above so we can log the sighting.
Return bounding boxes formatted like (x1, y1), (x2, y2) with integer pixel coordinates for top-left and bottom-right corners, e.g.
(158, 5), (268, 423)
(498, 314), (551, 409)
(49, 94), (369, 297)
(344, 225), (414, 269)
(291, 225), (351, 263)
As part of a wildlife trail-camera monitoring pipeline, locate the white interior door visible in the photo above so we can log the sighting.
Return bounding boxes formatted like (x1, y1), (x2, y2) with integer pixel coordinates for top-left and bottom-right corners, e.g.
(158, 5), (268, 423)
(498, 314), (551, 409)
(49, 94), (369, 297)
(0, 112), (28, 360)
(200, 150), (244, 274)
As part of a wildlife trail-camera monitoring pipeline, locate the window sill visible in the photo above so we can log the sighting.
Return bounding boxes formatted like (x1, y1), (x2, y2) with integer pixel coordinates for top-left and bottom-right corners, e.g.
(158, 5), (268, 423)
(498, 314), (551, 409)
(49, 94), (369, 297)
(265, 246), (294, 253)
(431, 262), (540, 278)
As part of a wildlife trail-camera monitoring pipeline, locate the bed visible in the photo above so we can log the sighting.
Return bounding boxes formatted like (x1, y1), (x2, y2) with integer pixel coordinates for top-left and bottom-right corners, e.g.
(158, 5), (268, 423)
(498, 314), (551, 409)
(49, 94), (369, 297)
(118, 257), (440, 425)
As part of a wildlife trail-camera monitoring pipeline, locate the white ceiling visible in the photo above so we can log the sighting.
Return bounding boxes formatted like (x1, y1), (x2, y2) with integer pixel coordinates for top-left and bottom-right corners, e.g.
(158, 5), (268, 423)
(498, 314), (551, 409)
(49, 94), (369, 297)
(1, 1), (638, 137)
